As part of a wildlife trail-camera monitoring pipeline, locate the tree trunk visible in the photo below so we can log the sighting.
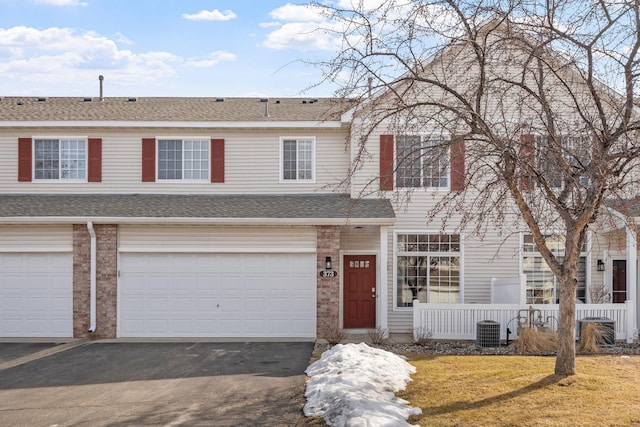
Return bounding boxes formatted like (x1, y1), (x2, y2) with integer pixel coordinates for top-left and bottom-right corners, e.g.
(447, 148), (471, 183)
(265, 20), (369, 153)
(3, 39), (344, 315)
(554, 274), (577, 376)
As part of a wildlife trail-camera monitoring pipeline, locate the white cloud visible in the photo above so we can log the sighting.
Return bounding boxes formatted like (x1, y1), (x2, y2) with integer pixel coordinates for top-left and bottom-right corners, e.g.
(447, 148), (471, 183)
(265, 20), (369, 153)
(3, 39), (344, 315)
(269, 3), (327, 22)
(261, 3), (339, 51)
(184, 50), (236, 68)
(182, 9), (237, 21)
(34, 0), (88, 6)
(259, 22), (281, 28)
(263, 22), (337, 51)
(0, 26), (229, 94)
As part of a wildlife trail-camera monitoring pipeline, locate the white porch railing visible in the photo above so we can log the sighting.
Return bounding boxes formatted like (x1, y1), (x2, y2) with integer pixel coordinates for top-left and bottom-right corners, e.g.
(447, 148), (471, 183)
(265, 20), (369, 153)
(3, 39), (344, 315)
(412, 301), (636, 343)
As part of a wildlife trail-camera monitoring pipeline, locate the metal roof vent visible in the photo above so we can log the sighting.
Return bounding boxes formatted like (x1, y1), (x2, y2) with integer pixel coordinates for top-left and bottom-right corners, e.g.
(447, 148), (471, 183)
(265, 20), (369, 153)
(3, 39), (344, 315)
(128, 97), (137, 102)
(99, 75), (104, 101)
(215, 97), (224, 102)
(37, 97), (47, 102)
(83, 97), (92, 102)
(260, 98), (269, 117)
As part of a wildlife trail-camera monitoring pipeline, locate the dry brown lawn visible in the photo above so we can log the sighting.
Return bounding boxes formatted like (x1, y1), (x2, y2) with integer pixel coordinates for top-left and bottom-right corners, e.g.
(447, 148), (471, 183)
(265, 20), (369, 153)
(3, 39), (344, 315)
(399, 354), (640, 426)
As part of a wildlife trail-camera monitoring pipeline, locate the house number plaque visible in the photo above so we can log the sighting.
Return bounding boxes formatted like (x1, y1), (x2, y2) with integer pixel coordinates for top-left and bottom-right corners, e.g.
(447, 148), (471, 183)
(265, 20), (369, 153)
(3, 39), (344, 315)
(319, 270), (337, 278)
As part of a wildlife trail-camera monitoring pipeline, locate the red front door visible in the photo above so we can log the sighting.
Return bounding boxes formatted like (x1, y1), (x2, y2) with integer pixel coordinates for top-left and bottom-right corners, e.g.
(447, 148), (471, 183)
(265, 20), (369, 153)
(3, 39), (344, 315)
(343, 255), (376, 329)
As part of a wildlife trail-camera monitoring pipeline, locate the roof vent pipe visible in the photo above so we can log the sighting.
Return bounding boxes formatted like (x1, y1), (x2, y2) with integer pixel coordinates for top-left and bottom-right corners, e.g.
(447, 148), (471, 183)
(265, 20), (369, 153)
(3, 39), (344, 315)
(260, 98), (269, 117)
(99, 75), (104, 101)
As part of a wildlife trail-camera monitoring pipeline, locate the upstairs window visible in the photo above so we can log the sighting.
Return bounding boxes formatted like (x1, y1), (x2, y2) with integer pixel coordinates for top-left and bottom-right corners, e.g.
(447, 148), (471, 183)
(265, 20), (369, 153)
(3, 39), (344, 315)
(281, 137), (315, 182)
(157, 139), (209, 181)
(34, 138), (86, 180)
(396, 135), (449, 188)
(537, 135), (591, 189)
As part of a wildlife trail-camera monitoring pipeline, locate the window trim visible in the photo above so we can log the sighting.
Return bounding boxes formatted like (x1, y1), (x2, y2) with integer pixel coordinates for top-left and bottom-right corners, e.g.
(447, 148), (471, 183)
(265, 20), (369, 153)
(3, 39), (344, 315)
(279, 136), (316, 183)
(392, 230), (464, 311)
(32, 136), (88, 182)
(155, 136), (211, 183)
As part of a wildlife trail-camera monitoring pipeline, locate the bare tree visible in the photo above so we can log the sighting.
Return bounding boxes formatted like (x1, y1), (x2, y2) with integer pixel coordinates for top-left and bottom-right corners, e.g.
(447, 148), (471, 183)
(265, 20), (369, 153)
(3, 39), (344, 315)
(313, 0), (640, 375)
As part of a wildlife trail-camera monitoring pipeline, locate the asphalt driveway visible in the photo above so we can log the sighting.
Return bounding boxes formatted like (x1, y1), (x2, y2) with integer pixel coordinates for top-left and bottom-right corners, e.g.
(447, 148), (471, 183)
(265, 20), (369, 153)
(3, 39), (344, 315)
(0, 341), (315, 426)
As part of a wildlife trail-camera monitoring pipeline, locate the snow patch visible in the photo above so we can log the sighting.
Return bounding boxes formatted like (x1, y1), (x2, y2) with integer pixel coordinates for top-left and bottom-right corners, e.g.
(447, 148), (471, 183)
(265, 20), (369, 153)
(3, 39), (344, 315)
(304, 342), (422, 426)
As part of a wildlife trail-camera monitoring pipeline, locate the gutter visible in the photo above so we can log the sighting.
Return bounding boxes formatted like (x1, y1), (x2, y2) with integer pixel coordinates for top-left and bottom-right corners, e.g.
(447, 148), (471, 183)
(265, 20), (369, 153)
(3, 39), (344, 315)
(0, 216), (397, 226)
(87, 221), (97, 333)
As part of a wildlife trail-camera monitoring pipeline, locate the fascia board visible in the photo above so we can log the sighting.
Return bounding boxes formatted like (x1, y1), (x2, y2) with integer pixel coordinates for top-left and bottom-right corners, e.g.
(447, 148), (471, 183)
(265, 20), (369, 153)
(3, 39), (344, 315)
(0, 216), (396, 226)
(0, 120), (344, 129)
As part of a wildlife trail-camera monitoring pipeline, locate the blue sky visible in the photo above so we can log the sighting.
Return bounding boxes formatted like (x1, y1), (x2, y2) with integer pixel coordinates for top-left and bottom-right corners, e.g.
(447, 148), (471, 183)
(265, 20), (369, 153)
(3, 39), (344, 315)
(0, 0), (345, 97)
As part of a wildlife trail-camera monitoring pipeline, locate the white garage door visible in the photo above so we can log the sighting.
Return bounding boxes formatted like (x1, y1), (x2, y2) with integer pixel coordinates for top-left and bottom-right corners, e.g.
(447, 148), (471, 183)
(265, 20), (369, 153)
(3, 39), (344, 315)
(119, 253), (316, 338)
(0, 252), (73, 337)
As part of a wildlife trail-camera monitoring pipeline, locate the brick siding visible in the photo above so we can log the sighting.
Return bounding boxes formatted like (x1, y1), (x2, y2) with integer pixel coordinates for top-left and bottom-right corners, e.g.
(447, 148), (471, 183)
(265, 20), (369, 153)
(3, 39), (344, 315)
(316, 225), (341, 338)
(73, 224), (117, 339)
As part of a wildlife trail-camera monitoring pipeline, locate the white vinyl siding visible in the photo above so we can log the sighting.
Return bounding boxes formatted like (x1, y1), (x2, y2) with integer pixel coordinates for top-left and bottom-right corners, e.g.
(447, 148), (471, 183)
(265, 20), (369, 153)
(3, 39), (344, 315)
(0, 225), (73, 251)
(118, 225), (316, 251)
(0, 130), (347, 194)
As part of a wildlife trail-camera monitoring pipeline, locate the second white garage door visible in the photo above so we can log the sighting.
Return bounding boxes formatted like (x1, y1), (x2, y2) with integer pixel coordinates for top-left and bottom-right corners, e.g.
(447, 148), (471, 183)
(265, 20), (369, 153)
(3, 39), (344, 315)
(119, 252), (316, 338)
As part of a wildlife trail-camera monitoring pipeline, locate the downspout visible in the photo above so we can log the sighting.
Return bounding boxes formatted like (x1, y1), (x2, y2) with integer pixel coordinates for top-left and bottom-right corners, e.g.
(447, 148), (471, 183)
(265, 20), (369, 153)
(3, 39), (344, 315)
(87, 221), (97, 333)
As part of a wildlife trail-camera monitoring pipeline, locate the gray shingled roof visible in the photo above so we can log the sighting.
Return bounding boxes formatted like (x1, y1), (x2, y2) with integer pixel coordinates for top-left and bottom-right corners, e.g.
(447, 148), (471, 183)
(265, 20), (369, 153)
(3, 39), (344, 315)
(0, 194), (395, 222)
(0, 97), (349, 122)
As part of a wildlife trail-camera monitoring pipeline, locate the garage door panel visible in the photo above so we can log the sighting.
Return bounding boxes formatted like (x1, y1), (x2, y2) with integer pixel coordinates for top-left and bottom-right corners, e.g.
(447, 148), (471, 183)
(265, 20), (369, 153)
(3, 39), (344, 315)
(0, 252), (72, 337)
(120, 253), (316, 338)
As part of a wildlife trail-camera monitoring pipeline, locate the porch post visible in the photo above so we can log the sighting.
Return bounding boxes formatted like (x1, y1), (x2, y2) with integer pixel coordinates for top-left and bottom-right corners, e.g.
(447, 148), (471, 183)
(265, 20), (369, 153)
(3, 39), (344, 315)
(379, 226), (389, 334)
(626, 225), (637, 342)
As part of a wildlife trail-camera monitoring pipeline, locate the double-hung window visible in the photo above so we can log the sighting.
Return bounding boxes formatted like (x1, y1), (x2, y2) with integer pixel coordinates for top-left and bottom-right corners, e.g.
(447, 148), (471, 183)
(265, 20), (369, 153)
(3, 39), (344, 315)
(157, 138), (209, 181)
(537, 135), (591, 189)
(522, 234), (587, 304)
(34, 138), (86, 180)
(396, 135), (449, 188)
(281, 137), (315, 182)
(396, 233), (461, 307)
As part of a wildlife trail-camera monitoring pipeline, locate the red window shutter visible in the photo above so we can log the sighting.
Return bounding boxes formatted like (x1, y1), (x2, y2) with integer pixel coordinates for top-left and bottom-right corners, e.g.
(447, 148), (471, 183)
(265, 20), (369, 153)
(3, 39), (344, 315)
(18, 138), (32, 182)
(450, 136), (465, 191)
(519, 134), (535, 191)
(380, 134), (394, 191)
(87, 138), (102, 182)
(211, 138), (225, 183)
(141, 138), (156, 182)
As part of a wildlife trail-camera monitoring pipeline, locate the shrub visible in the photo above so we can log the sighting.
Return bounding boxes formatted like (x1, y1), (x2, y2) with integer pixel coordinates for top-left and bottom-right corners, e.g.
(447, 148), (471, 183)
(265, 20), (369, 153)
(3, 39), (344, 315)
(577, 322), (607, 353)
(512, 327), (557, 354)
(323, 326), (347, 346)
(411, 327), (433, 346)
(367, 327), (388, 345)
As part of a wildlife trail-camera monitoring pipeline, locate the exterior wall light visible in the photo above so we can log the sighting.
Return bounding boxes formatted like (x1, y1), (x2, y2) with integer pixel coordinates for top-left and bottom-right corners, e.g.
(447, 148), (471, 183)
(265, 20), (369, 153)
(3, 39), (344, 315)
(325, 256), (332, 270)
(597, 259), (605, 271)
